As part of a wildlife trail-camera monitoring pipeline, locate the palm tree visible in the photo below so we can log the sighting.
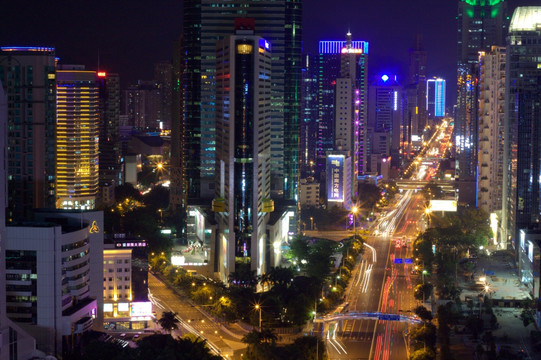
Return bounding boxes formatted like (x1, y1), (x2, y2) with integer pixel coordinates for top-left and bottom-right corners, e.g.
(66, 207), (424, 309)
(158, 311), (180, 333)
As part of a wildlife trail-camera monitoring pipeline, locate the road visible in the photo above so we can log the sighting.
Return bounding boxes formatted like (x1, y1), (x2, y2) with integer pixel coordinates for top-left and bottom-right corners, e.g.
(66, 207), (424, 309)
(324, 120), (452, 359)
(148, 273), (244, 358)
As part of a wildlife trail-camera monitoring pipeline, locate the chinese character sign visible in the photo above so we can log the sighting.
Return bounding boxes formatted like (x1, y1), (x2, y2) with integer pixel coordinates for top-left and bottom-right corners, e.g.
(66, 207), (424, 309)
(327, 155), (344, 202)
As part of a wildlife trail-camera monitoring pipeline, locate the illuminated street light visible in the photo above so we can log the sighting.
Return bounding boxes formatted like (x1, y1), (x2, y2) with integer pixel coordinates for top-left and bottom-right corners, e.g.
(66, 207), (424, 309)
(254, 304), (262, 330)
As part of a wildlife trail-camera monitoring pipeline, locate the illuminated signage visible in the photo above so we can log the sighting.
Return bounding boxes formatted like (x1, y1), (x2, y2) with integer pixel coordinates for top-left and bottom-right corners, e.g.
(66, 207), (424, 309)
(171, 255), (185, 266)
(528, 241), (534, 262)
(103, 303), (113, 312)
(319, 41), (369, 54)
(237, 44), (253, 54)
(429, 200), (457, 212)
(130, 302), (152, 317)
(89, 221), (100, 233)
(327, 155), (344, 202)
(97, 71), (107, 77)
(341, 47), (363, 54)
(118, 302), (129, 312)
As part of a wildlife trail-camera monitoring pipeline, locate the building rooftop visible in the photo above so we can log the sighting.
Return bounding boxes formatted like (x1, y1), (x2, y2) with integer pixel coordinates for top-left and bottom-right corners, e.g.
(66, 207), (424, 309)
(510, 7), (541, 32)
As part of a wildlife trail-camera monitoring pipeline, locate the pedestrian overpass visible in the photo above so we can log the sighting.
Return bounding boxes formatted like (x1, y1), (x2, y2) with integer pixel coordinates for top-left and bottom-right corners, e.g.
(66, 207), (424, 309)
(315, 311), (421, 327)
(395, 179), (455, 191)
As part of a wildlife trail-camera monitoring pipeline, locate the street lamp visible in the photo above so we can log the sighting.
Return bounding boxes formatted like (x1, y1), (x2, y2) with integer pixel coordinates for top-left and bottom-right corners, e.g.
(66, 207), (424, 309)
(310, 217), (314, 230)
(351, 206), (358, 237)
(254, 304), (262, 330)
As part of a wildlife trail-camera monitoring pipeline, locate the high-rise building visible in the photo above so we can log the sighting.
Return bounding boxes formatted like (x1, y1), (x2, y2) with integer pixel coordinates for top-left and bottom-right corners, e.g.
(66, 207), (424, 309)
(405, 34), (428, 143)
(367, 75), (403, 171)
(153, 61), (173, 130)
(214, 24), (273, 280)
(300, 54), (318, 177)
(455, 0), (508, 206)
(97, 71), (122, 193)
(0, 79), (37, 360)
(6, 210), (103, 358)
(122, 81), (161, 129)
(0, 47), (57, 221)
(318, 37), (368, 177)
(502, 7), (541, 249)
(477, 47), (505, 218)
(56, 66), (99, 210)
(177, 0), (301, 201)
(426, 78), (446, 118)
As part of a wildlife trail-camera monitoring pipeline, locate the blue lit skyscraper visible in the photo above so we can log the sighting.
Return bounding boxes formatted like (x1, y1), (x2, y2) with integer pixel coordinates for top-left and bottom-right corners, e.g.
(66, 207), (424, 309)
(426, 78), (446, 118)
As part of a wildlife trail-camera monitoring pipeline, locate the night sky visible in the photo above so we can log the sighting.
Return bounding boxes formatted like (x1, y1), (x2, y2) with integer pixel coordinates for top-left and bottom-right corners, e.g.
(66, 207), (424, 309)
(2, 0), (540, 105)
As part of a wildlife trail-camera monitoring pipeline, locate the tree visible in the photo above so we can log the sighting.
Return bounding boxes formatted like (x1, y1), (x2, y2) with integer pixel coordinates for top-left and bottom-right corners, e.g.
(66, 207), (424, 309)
(410, 322), (437, 349)
(414, 305), (433, 322)
(520, 299), (536, 327)
(409, 348), (436, 360)
(228, 262), (259, 289)
(283, 336), (327, 360)
(414, 283), (433, 302)
(158, 311), (179, 333)
(421, 182), (444, 202)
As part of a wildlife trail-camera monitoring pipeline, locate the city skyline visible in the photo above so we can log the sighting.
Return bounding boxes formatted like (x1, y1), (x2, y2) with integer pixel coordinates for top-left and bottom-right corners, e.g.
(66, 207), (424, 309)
(3, 0), (539, 106)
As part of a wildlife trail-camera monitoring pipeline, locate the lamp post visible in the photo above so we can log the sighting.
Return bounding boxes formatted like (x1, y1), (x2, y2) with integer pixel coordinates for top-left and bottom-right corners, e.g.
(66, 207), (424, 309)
(255, 304), (262, 331)
(352, 206), (358, 237)
(310, 217), (314, 230)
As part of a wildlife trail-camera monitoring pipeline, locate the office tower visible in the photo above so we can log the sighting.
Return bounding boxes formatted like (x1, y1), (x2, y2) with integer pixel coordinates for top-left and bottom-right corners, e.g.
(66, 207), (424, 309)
(367, 75), (403, 171)
(477, 47), (505, 217)
(154, 61), (173, 130)
(0, 47), (57, 221)
(455, 0), (507, 206)
(502, 7), (541, 248)
(169, 37), (187, 211)
(178, 0), (302, 201)
(214, 23), (273, 280)
(6, 210), (103, 358)
(426, 78), (446, 118)
(319, 36), (368, 177)
(97, 72), (122, 193)
(406, 34), (428, 140)
(56, 66), (99, 210)
(0, 79), (37, 360)
(300, 54), (318, 177)
(122, 81), (161, 129)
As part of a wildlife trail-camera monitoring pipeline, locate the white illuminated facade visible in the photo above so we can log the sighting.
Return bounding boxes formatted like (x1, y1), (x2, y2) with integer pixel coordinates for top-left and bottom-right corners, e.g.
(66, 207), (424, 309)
(214, 28), (273, 281)
(5, 211), (103, 357)
(477, 47), (505, 216)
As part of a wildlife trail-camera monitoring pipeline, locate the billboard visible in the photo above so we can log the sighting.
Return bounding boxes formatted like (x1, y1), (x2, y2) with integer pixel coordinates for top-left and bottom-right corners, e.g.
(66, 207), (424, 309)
(327, 155), (344, 202)
(130, 302), (153, 317)
(429, 199), (457, 212)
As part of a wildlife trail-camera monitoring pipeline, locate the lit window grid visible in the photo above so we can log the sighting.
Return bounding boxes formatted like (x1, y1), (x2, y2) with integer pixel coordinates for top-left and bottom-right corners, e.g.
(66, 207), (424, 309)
(56, 81), (99, 209)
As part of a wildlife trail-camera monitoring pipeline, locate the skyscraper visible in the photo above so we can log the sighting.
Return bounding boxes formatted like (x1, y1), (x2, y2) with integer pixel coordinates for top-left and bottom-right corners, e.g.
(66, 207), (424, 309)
(318, 37), (369, 176)
(153, 61), (173, 130)
(177, 0), (302, 201)
(300, 54), (318, 177)
(97, 71), (122, 190)
(0, 47), (57, 221)
(426, 78), (446, 118)
(367, 75), (403, 172)
(477, 47), (505, 217)
(455, 0), (507, 206)
(56, 66), (99, 210)
(405, 34), (428, 143)
(214, 23), (273, 279)
(0, 79), (36, 360)
(502, 7), (541, 248)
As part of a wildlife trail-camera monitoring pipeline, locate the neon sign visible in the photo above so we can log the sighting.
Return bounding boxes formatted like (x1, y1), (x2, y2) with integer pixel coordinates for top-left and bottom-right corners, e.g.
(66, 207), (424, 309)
(89, 221), (100, 234)
(341, 48), (363, 54)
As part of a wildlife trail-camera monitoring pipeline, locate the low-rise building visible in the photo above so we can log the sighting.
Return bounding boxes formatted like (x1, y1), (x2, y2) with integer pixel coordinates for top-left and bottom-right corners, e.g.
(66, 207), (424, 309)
(299, 178), (320, 208)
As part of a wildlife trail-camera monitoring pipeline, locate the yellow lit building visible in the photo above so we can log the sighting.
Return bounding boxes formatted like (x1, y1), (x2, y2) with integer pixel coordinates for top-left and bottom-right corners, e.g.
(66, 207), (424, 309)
(56, 66), (99, 209)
